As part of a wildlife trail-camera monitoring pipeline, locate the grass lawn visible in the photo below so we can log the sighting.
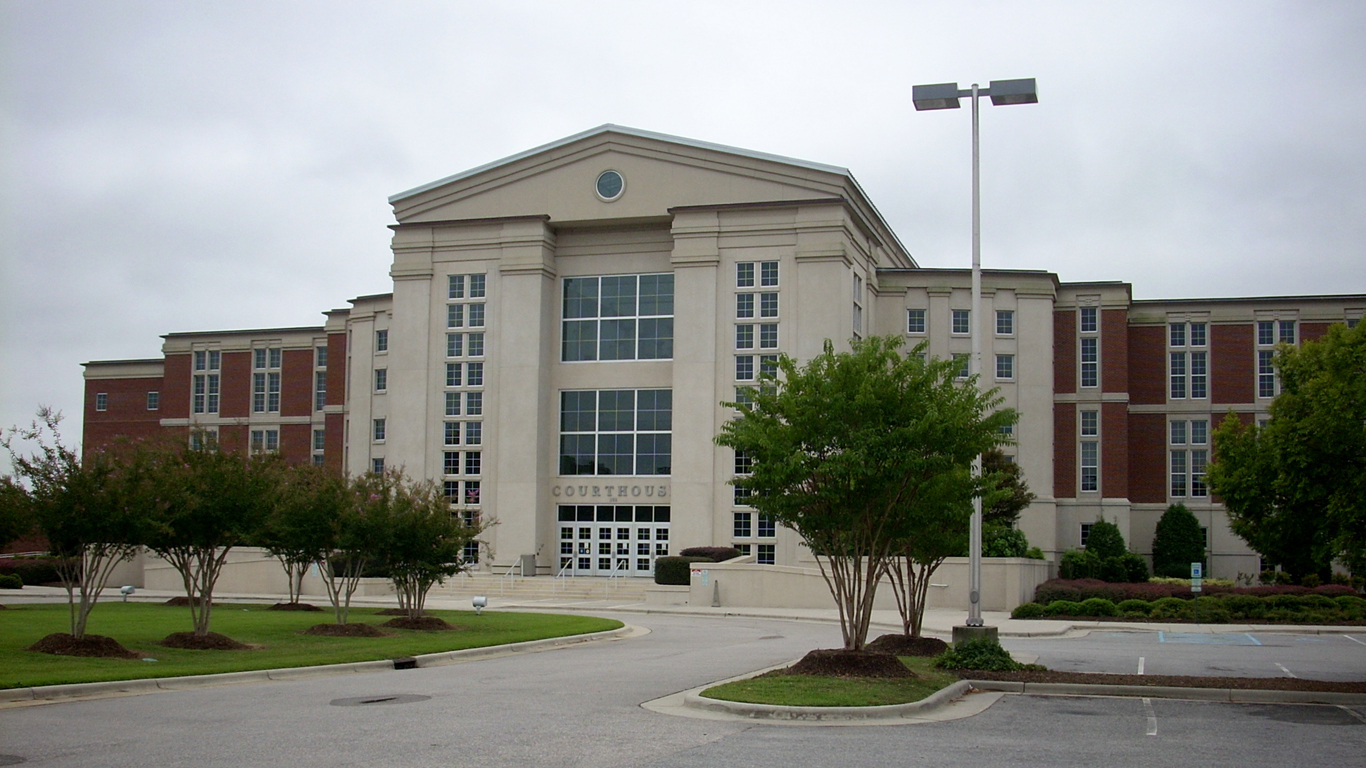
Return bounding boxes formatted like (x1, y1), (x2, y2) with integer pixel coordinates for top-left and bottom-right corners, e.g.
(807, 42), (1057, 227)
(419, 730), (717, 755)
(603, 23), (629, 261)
(700, 657), (957, 707)
(0, 602), (621, 689)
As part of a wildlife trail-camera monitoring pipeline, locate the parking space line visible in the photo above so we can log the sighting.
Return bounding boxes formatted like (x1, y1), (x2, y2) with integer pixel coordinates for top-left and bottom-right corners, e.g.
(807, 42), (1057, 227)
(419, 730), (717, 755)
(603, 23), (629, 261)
(1137, 656), (1145, 675)
(1275, 662), (1297, 678)
(1245, 633), (1262, 646)
(1345, 635), (1366, 646)
(1338, 706), (1366, 725)
(1142, 697), (1157, 736)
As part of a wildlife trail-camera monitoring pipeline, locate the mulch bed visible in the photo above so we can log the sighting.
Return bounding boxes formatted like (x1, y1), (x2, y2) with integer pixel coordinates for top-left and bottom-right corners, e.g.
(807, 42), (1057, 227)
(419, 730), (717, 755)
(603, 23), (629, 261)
(268, 602), (323, 612)
(381, 616), (458, 631)
(866, 634), (949, 657)
(302, 623), (387, 637)
(28, 632), (141, 659)
(163, 597), (212, 607)
(787, 648), (914, 678)
(160, 632), (250, 650)
(961, 669), (1366, 694)
(376, 608), (409, 616)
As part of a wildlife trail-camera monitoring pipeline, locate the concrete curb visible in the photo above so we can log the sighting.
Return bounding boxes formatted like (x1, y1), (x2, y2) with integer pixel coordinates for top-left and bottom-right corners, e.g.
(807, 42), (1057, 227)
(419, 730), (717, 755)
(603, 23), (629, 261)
(684, 680), (973, 722)
(966, 679), (1366, 705)
(4, 624), (637, 704)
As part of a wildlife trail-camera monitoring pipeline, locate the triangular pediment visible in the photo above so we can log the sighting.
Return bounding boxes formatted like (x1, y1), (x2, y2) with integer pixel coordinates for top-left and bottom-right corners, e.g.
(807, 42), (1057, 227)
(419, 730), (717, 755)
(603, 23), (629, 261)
(388, 126), (911, 265)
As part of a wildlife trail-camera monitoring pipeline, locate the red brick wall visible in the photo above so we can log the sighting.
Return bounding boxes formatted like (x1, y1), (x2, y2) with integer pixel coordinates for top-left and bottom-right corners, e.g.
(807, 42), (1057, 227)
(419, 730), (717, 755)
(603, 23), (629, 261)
(217, 425), (248, 455)
(281, 349), (312, 417)
(281, 423), (312, 465)
(1301, 322), (1331, 343)
(1054, 311), (1076, 395)
(82, 376), (165, 451)
(220, 351), (251, 418)
(324, 412), (345, 474)
(162, 353), (191, 417)
(1054, 405), (1076, 498)
(1128, 413), (1166, 503)
(1128, 325), (1166, 405)
(1101, 402), (1129, 499)
(1211, 323), (1254, 404)
(1102, 309), (1129, 394)
(326, 332), (347, 407)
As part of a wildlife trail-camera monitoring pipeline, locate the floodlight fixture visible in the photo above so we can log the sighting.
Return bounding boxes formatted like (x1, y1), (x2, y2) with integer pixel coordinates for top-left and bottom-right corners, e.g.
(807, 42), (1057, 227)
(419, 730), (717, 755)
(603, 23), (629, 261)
(912, 82), (962, 111)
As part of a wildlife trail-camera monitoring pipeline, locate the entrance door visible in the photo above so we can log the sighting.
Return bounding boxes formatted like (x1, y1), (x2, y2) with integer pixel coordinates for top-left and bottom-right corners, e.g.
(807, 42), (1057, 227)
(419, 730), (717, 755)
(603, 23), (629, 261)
(558, 504), (670, 577)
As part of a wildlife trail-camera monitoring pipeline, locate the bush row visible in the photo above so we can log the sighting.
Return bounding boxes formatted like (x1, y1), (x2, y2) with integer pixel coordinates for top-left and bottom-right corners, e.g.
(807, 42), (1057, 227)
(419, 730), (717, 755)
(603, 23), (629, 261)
(1012, 593), (1366, 623)
(1034, 578), (1357, 605)
(653, 556), (710, 585)
(0, 556), (70, 586)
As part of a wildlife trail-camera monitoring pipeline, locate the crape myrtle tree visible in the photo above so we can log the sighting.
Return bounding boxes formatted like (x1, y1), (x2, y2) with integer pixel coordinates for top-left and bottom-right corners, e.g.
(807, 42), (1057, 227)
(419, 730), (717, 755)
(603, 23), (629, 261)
(320, 471), (395, 625)
(717, 337), (1014, 651)
(1208, 321), (1366, 578)
(0, 475), (32, 552)
(139, 443), (280, 638)
(379, 472), (487, 620)
(2, 409), (144, 640)
(259, 462), (348, 606)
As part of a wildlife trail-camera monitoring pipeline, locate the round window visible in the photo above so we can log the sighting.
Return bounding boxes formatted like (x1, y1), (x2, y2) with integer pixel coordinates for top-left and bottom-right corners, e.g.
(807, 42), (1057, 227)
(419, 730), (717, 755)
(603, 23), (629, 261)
(595, 170), (624, 201)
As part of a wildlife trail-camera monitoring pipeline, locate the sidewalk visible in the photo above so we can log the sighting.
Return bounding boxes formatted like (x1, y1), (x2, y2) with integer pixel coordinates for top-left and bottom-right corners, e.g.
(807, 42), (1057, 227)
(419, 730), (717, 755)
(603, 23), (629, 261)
(6, 585), (1360, 639)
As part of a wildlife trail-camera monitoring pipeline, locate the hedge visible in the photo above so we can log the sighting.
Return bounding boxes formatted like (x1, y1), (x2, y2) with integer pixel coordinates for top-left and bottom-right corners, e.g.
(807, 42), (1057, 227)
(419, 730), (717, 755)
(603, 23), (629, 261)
(1034, 578), (1357, 605)
(1011, 591), (1366, 623)
(677, 547), (742, 563)
(653, 556), (710, 585)
(0, 556), (71, 586)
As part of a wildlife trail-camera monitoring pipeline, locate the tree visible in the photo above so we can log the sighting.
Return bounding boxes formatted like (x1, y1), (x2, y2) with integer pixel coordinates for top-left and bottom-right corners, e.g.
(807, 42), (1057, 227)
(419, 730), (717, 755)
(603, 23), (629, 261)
(139, 444), (279, 638)
(1084, 517), (1127, 560)
(1208, 321), (1366, 578)
(981, 448), (1035, 528)
(378, 472), (486, 620)
(2, 409), (145, 640)
(0, 475), (32, 552)
(259, 463), (348, 605)
(318, 471), (394, 625)
(716, 337), (1013, 651)
(1151, 503), (1206, 578)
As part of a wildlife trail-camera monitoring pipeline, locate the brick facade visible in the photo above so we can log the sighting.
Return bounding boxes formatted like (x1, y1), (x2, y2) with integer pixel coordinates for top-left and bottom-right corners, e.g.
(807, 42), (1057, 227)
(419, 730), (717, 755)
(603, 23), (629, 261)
(1101, 309), (1129, 394)
(1127, 412), (1167, 503)
(1101, 402), (1128, 499)
(1127, 325), (1166, 406)
(1211, 323), (1254, 404)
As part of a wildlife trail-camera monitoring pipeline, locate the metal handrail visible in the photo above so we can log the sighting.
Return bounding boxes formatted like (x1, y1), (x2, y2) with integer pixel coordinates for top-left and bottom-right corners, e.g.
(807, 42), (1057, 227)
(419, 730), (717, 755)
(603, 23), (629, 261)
(553, 559), (573, 593)
(498, 560), (522, 596)
(605, 559), (628, 595)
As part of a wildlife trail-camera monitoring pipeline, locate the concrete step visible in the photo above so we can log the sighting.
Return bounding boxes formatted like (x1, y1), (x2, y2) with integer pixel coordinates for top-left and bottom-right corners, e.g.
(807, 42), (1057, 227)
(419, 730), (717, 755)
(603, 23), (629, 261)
(430, 574), (653, 603)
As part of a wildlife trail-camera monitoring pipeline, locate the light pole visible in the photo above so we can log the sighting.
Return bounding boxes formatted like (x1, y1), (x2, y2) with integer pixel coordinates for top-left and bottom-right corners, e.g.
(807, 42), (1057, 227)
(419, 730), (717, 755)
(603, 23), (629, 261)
(913, 78), (1037, 630)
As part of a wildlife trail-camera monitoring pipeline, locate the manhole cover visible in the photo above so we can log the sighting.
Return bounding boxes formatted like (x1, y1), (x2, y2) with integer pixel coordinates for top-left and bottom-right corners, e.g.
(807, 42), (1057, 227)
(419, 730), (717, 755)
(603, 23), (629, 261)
(329, 694), (431, 707)
(0, 755), (26, 766)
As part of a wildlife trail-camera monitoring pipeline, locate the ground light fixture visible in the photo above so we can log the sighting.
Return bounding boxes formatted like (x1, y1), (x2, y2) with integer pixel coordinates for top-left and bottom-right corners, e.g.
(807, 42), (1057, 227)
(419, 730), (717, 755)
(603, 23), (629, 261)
(472, 595), (487, 615)
(912, 77), (1038, 629)
(120, 585), (136, 602)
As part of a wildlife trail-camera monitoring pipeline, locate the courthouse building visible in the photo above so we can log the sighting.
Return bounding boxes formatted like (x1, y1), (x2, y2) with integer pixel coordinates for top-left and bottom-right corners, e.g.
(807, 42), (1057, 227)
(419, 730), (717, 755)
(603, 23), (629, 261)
(82, 125), (1365, 580)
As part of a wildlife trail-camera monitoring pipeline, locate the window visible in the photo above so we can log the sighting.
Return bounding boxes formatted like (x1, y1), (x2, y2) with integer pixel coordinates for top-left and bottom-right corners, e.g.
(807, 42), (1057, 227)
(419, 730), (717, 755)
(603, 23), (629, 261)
(468, 332), (484, 357)
(1080, 307), (1097, 333)
(254, 348), (281, 413)
(95, 393), (108, 411)
(373, 418), (386, 442)
(559, 389), (672, 476)
(1080, 338), (1098, 388)
(757, 544), (775, 565)
(445, 422), (461, 446)
(1191, 352), (1207, 398)
(1170, 353), (1187, 399)
(193, 349), (221, 414)
(444, 451), (460, 476)
(1080, 441), (1098, 492)
(466, 392), (483, 416)
(445, 392), (461, 417)
(736, 324), (754, 349)
(760, 261), (778, 287)
(1279, 320), (1296, 344)
(734, 486), (753, 506)
(733, 544), (751, 556)
(316, 346), (328, 368)
(449, 274), (465, 299)
(446, 363), (462, 388)
(372, 458), (385, 475)
(448, 304), (464, 328)
(952, 309), (970, 335)
(562, 274), (674, 361)
(852, 274), (863, 336)
(759, 355), (778, 379)
(1170, 450), (1187, 497)
(737, 293), (754, 318)
(374, 368), (387, 393)
(736, 262), (754, 287)
(190, 429), (218, 452)
(996, 310), (1014, 336)
(736, 355), (754, 381)
(759, 324), (778, 349)
(1080, 523), (1093, 548)
(315, 371), (327, 411)
(907, 309), (926, 334)
(1191, 450), (1208, 497)
(465, 421), (482, 445)
(1257, 320), (1275, 346)
(996, 354), (1014, 380)
(375, 329), (388, 353)
(1171, 420), (1187, 445)
(250, 429), (279, 454)
(1080, 410), (1098, 436)
(1169, 322), (1186, 347)
(467, 362), (483, 387)
(312, 455), (324, 467)
(1171, 419), (1209, 498)
(734, 449), (752, 475)
(146, 391), (159, 411)
(1258, 350), (1276, 398)
(1191, 419), (1208, 445)
(469, 274), (486, 298)
(1190, 322), (1207, 347)
(734, 512), (752, 538)
(757, 514), (775, 538)
(447, 333), (463, 357)
(313, 429), (326, 451)
(469, 303), (485, 327)
(954, 354), (969, 379)
(465, 452), (481, 475)
(759, 292), (778, 318)
(463, 481), (481, 506)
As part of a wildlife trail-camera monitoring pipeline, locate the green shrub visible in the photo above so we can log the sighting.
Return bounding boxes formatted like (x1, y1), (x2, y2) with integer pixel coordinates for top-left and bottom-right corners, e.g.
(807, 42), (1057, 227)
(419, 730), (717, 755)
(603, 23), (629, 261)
(0, 556), (68, 585)
(1059, 550), (1100, 580)
(1301, 594), (1336, 610)
(1151, 504), (1205, 579)
(1084, 518), (1127, 560)
(1219, 595), (1265, 620)
(1334, 595), (1366, 611)
(1190, 596), (1231, 623)
(934, 637), (1031, 671)
(983, 526), (1029, 558)
(1149, 597), (1190, 619)
(1024, 546), (1045, 560)
(1116, 599), (1152, 615)
(1300, 574), (1323, 588)
(1120, 553), (1150, 583)
(1078, 598), (1118, 617)
(652, 556), (708, 585)
(1099, 557), (1129, 584)
(0, 573), (22, 589)
(1011, 602), (1046, 619)
(1045, 600), (1083, 616)
(677, 547), (742, 562)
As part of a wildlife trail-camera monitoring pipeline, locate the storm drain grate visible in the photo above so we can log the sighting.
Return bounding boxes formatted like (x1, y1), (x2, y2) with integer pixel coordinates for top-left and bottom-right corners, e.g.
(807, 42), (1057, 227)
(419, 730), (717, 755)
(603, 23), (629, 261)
(329, 694), (431, 707)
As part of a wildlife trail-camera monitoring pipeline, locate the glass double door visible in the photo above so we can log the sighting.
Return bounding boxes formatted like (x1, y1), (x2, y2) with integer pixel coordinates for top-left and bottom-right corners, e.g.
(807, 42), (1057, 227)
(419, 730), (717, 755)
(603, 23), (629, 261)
(558, 504), (670, 577)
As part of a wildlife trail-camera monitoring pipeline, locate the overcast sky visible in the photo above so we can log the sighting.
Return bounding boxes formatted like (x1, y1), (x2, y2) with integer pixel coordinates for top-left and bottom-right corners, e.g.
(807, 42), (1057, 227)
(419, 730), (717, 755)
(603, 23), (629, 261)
(2, 0), (1364, 459)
